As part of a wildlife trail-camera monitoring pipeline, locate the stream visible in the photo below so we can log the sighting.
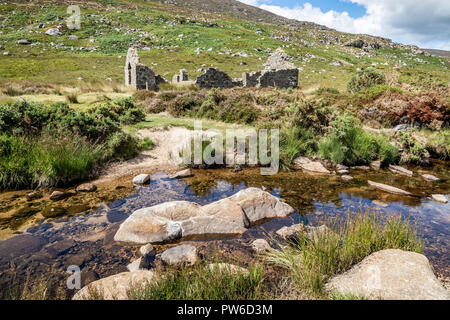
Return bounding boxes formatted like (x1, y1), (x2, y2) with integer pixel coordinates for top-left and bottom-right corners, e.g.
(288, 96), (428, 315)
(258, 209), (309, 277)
(0, 162), (449, 298)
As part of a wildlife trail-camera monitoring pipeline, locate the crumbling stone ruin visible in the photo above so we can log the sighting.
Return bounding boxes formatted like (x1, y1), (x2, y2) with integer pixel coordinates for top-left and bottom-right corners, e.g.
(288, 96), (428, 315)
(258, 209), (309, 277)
(195, 68), (234, 89)
(125, 47), (298, 91)
(124, 47), (166, 90)
(243, 48), (299, 89)
(172, 69), (189, 83)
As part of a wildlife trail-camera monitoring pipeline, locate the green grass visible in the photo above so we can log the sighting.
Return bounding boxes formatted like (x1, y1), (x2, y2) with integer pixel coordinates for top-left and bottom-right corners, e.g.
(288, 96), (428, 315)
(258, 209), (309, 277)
(1, 0), (448, 95)
(265, 210), (423, 298)
(319, 114), (399, 165)
(127, 263), (265, 300)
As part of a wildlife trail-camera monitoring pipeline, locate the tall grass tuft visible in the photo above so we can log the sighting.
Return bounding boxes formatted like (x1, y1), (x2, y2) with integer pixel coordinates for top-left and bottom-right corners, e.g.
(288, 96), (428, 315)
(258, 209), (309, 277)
(127, 263), (264, 300)
(265, 210), (422, 298)
(65, 93), (79, 104)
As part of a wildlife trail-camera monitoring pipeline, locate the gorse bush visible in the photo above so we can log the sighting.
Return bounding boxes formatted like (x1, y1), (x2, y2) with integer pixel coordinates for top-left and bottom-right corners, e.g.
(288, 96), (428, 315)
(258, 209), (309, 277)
(265, 210), (422, 298)
(319, 114), (399, 165)
(0, 99), (145, 190)
(348, 68), (386, 93)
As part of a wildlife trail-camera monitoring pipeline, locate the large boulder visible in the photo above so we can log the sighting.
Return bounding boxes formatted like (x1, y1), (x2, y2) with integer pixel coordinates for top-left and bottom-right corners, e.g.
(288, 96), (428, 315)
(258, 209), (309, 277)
(181, 198), (248, 237)
(114, 188), (294, 244)
(72, 270), (156, 300)
(227, 187), (295, 223)
(114, 201), (199, 244)
(325, 249), (450, 300)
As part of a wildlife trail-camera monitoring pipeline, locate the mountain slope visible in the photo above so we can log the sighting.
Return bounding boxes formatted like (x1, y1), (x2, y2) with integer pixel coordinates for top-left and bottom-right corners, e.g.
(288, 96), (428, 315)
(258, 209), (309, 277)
(0, 0), (448, 94)
(152, 0), (331, 30)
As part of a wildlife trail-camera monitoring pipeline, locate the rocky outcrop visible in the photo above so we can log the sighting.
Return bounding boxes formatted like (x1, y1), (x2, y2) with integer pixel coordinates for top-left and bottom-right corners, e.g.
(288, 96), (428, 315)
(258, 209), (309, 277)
(161, 244), (198, 266)
(325, 249), (450, 300)
(368, 181), (415, 196)
(73, 270), (156, 300)
(293, 157), (330, 174)
(114, 188), (294, 244)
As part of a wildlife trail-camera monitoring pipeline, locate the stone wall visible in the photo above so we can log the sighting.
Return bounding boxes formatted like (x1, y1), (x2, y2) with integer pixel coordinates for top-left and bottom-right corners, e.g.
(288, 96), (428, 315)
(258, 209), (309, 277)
(258, 69), (299, 89)
(242, 48), (299, 89)
(195, 68), (234, 89)
(124, 47), (160, 91)
(172, 69), (189, 83)
(243, 71), (261, 88)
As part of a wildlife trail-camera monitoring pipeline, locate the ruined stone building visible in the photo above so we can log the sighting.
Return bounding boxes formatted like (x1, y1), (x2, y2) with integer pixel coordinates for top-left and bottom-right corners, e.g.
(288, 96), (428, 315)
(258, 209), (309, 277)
(243, 48), (299, 89)
(195, 68), (234, 89)
(172, 69), (189, 83)
(124, 47), (166, 90)
(124, 47), (297, 91)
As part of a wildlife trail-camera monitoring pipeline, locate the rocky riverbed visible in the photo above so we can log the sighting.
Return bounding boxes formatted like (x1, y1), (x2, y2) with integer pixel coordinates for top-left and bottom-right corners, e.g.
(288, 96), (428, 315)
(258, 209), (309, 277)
(0, 162), (448, 299)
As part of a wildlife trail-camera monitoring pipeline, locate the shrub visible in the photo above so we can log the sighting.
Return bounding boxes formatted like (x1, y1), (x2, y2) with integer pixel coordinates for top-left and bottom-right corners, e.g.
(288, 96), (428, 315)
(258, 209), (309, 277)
(0, 99), (145, 190)
(396, 130), (426, 164)
(348, 68), (386, 93)
(103, 132), (140, 162)
(265, 210), (422, 298)
(279, 126), (317, 168)
(425, 129), (450, 160)
(132, 90), (155, 102)
(319, 114), (398, 165)
(32, 134), (101, 187)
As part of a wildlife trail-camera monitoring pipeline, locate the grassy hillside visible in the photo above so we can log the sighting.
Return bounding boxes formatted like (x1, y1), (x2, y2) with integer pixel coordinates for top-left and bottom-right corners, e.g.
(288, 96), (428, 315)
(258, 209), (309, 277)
(0, 0), (448, 94)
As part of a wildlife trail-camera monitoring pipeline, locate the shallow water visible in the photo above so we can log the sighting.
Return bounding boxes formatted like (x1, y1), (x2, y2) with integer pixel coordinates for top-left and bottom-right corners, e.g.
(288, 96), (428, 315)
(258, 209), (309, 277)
(0, 162), (449, 297)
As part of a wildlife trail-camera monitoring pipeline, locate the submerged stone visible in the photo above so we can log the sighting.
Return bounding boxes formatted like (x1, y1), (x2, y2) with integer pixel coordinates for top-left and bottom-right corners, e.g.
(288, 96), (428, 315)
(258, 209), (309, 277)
(161, 244), (198, 266)
(368, 181), (414, 196)
(431, 194), (448, 203)
(389, 165), (413, 176)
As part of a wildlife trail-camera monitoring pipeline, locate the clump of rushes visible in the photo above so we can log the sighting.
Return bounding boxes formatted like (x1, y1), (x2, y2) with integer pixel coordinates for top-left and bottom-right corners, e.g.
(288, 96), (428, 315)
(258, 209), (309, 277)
(319, 113), (399, 166)
(265, 210), (422, 298)
(127, 263), (264, 300)
(65, 92), (79, 104)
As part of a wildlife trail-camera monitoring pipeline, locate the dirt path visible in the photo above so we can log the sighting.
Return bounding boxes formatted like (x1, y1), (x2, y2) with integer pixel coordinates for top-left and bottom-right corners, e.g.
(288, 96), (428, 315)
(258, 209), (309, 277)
(93, 127), (194, 184)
